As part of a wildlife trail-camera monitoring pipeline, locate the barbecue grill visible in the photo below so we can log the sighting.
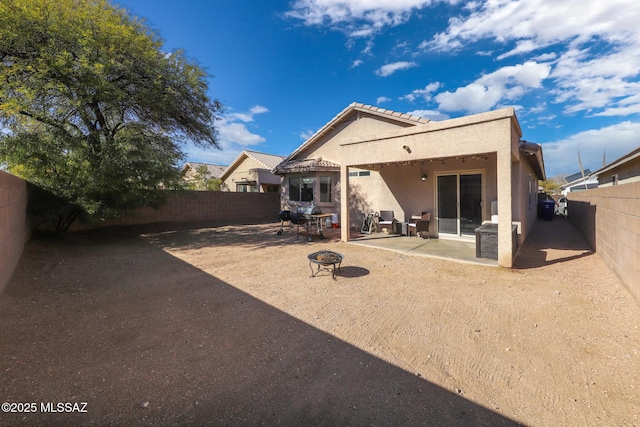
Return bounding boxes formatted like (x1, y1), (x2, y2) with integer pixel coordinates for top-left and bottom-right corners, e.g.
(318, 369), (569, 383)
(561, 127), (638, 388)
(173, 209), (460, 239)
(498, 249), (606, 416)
(302, 205), (322, 219)
(277, 206), (323, 241)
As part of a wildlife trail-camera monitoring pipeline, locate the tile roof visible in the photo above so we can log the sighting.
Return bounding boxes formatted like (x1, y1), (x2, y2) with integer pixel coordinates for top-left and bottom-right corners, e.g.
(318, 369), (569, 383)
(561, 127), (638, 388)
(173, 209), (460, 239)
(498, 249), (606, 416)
(182, 162), (227, 179)
(273, 158), (340, 174)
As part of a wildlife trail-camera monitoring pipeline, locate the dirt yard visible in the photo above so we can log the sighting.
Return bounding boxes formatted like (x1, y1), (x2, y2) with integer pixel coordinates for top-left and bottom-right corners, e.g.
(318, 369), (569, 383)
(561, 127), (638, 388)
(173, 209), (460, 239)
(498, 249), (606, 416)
(1, 218), (639, 426)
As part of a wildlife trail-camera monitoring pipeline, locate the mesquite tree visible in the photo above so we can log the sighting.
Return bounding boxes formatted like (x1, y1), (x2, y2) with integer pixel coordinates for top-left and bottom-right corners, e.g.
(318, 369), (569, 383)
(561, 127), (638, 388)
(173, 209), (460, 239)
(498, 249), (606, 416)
(0, 0), (222, 230)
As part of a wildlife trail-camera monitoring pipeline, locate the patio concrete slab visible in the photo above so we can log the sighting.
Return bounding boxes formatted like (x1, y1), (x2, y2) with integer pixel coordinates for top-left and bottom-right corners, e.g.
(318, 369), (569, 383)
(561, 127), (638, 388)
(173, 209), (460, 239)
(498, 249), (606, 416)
(348, 233), (499, 266)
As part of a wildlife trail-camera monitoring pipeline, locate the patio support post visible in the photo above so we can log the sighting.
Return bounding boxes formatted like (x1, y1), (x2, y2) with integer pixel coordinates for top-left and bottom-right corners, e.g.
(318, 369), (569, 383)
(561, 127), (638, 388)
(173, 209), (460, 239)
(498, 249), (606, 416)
(340, 164), (350, 242)
(496, 149), (514, 267)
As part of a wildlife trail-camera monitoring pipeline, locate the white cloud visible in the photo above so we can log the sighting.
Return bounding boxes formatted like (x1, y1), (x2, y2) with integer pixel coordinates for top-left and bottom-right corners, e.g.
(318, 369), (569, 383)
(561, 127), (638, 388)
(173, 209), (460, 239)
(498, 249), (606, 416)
(299, 129), (315, 140)
(434, 61), (551, 113)
(285, 0), (461, 40)
(431, 0), (640, 55)
(376, 96), (391, 104)
(286, 0), (436, 27)
(407, 109), (450, 120)
(225, 105), (269, 122)
(541, 121), (640, 177)
(188, 105), (270, 165)
(427, 0), (640, 117)
(402, 82), (442, 102)
(218, 122), (266, 147)
(250, 105), (269, 115)
(375, 61), (417, 77)
(550, 45), (640, 115)
(350, 59), (363, 68)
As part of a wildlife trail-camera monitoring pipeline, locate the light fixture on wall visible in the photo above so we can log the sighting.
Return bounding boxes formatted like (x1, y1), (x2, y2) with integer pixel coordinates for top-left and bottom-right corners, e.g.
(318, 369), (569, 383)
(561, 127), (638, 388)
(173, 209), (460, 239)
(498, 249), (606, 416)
(420, 162), (427, 181)
(403, 145), (411, 153)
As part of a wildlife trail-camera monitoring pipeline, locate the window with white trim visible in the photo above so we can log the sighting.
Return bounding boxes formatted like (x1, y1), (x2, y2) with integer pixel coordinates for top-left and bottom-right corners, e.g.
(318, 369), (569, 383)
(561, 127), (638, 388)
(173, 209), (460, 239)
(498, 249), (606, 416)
(320, 176), (331, 202)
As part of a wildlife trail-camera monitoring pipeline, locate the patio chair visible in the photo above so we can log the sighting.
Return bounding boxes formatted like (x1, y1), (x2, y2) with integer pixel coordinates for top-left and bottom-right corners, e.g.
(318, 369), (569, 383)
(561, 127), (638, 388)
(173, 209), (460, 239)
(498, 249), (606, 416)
(408, 212), (430, 238)
(378, 210), (397, 233)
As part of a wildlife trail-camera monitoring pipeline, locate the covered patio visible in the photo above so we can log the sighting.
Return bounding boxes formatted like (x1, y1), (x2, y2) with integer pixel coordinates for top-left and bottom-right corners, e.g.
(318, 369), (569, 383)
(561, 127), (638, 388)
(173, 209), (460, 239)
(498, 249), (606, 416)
(317, 226), (498, 266)
(274, 103), (545, 268)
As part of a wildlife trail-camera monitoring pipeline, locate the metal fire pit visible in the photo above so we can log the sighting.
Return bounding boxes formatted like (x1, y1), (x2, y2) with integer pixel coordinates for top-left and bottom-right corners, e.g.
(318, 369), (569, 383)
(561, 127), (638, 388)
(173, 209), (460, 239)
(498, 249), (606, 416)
(308, 250), (344, 280)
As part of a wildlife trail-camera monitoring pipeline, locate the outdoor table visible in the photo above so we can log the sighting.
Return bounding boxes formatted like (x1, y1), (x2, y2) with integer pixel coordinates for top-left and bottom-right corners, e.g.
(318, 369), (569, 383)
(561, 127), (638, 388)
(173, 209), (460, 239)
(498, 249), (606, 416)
(310, 213), (334, 239)
(307, 250), (344, 280)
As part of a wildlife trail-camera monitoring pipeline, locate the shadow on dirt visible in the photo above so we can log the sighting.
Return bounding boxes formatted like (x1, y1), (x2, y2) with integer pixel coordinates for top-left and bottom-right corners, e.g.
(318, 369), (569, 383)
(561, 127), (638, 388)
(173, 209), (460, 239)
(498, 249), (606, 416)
(116, 221), (343, 253)
(0, 231), (522, 426)
(334, 266), (370, 278)
(514, 216), (594, 269)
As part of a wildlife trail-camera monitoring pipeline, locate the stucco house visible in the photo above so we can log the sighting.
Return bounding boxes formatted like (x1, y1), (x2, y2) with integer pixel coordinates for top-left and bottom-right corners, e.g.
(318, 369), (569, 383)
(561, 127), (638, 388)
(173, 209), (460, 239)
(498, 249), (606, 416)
(273, 103), (546, 267)
(560, 169), (598, 195)
(181, 162), (227, 189)
(220, 150), (284, 193)
(591, 146), (640, 187)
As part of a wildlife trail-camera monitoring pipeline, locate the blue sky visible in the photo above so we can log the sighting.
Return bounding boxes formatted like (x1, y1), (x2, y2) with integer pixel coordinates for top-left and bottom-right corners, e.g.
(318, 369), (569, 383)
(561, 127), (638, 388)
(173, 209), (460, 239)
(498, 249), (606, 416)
(115, 0), (640, 178)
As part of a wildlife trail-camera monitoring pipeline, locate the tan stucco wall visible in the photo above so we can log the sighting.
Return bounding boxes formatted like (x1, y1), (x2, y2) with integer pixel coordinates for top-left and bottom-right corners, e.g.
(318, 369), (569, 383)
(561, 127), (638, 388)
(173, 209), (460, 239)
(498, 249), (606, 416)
(513, 158), (540, 243)
(347, 155), (498, 227)
(0, 171), (30, 295)
(297, 114), (416, 163)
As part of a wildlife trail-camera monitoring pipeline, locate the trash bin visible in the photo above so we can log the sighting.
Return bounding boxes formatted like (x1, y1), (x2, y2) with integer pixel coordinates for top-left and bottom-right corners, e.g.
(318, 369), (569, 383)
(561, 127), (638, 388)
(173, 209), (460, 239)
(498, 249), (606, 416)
(539, 200), (555, 221)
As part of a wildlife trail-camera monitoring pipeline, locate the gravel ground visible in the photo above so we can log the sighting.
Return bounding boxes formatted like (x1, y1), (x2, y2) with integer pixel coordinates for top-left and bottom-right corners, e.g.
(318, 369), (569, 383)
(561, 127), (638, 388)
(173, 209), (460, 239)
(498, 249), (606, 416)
(0, 217), (638, 426)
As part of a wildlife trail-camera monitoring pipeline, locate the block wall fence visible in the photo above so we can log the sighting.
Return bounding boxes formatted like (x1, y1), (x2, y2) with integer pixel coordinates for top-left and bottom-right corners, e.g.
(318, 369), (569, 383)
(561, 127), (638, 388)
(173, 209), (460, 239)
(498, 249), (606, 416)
(0, 171), (30, 295)
(1, 174), (280, 294)
(568, 181), (640, 303)
(69, 191), (281, 231)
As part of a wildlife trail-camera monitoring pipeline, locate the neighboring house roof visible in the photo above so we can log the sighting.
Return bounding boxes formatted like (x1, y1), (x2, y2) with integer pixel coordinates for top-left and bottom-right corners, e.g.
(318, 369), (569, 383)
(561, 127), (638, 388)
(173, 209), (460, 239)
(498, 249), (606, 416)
(219, 150), (285, 181)
(274, 102), (430, 174)
(591, 146), (640, 176)
(561, 169), (597, 193)
(182, 162), (227, 179)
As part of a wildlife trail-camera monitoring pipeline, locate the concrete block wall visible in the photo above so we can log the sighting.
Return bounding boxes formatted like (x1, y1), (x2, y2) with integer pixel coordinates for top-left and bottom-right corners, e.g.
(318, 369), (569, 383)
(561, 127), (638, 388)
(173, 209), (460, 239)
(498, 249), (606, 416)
(568, 181), (640, 303)
(69, 191), (281, 231)
(0, 171), (30, 294)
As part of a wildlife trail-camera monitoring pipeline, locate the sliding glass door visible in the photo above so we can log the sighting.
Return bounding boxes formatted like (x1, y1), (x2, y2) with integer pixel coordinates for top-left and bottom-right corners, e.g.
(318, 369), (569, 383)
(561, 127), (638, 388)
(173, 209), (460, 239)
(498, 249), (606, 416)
(437, 173), (483, 237)
(437, 175), (458, 234)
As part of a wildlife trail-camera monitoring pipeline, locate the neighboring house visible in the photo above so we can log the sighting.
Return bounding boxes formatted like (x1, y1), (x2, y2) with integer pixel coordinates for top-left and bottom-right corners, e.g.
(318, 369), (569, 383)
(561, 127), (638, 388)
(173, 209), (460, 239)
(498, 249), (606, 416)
(181, 162), (227, 190)
(182, 162), (226, 180)
(591, 146), (640, 187)
(220, 150), (284, 193)
(560, 169), (598, 195)
(273, 103), (546, 267)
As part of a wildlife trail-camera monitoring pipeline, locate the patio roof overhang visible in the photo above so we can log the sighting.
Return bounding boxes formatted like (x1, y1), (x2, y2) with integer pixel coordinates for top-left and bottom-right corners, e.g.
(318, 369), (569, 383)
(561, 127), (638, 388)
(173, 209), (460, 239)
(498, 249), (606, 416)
(350, 152), (494, 171)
